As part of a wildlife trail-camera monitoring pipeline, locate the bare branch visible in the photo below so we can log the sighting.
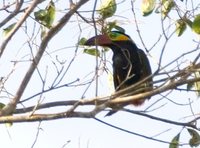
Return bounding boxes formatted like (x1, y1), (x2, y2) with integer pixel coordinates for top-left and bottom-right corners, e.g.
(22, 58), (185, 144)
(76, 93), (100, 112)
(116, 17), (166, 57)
(0, 0), (90, 116)
(0, 0), (24, 28)
(0, 0), (44, 57)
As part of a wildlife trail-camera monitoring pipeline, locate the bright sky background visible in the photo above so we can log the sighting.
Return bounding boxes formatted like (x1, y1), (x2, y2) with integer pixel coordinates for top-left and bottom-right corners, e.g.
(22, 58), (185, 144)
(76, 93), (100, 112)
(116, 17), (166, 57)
(0, 0), (200, 148)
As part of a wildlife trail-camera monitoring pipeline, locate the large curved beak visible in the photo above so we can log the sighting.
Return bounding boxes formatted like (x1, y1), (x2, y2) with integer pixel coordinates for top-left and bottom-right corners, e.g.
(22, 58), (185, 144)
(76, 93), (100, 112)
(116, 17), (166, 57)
(84, 34), (112, 46)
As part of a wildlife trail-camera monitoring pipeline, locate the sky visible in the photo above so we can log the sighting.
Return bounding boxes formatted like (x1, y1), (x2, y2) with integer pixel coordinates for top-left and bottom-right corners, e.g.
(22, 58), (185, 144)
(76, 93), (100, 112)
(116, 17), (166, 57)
(0, 0), (200, 148)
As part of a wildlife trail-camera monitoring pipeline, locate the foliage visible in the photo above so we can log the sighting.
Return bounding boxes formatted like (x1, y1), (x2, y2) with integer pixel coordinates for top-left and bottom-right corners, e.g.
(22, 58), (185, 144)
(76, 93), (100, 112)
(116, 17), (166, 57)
(143, 0), (200, 37)
(192, 14), (200, 34)
(141, 0), (156, 16)
(99, 0), (116, 19)
(169, 133), (180, 148)
(34, 0), (55, 28)
(3, 22), (16, 37)
(187, 128), (200, 147)
(175, 19), (186, 37)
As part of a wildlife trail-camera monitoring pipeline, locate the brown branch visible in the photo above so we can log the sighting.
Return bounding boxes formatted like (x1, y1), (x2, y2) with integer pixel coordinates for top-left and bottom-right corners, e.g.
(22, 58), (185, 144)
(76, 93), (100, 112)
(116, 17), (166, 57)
(10, 63), (200, 116)
(0, 109), (99, 123)
(15, 98), (106, 114)
(109, 77), (200, 105)
(0, 74), (199, 128)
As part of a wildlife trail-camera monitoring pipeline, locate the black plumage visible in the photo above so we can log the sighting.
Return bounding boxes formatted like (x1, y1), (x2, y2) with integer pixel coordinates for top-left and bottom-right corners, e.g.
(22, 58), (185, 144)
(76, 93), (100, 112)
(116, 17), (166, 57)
(84, 31), (152, 114)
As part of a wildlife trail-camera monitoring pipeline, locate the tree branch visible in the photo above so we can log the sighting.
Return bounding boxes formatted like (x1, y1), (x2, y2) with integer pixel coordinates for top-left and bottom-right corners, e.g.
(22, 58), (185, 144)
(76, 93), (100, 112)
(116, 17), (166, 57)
(0, 0), (90, 116)
(0, 0), (24, 28)
(0, 0), (44, 57)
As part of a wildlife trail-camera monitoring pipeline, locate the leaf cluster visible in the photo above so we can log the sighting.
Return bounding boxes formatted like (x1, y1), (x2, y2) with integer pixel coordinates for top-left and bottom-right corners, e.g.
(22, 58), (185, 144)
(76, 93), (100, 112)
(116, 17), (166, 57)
(141, 0), (200, 36)
(170, 128), (200, 148)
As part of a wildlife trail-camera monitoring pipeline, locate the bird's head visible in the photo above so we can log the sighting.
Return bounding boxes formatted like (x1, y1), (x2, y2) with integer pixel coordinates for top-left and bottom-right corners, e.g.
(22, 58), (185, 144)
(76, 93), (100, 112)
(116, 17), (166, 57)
(84, 31), (133, 47)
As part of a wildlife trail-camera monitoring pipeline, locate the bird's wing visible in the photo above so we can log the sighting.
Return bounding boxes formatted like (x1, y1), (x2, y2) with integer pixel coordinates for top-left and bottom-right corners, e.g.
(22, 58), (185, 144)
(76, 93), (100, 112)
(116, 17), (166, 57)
(137, 49), (152, 87)
(113, 61), (129, 90)
(112, 52), (131, 90)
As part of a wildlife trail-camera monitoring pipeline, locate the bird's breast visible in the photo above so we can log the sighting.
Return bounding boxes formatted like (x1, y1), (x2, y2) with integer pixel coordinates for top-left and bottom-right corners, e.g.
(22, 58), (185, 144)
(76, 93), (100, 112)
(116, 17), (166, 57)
(112, 53), (129, 69)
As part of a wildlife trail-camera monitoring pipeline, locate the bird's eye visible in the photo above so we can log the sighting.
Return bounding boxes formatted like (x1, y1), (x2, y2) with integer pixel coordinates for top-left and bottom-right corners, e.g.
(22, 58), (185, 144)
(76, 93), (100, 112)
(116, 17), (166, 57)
(108, 32), (130, 41)
(108, 32), (117, 39)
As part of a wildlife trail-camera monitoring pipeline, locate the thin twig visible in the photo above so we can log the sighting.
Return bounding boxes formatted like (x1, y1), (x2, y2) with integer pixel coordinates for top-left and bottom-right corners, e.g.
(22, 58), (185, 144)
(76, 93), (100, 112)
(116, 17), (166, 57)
(31, 122), (42, 148)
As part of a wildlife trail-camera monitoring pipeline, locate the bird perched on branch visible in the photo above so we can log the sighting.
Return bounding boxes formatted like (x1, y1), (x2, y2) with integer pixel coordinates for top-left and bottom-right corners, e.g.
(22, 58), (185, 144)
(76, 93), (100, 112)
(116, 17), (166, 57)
(84, 31), (152, 115)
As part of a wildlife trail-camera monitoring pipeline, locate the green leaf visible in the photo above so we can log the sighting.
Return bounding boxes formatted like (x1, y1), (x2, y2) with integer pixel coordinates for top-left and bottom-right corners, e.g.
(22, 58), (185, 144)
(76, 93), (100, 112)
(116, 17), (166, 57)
(34, 10), (47, 22)
(161, 0), (175, 19)
(175, 19), (186, 37)
(84, 48), (100, 57)
(34, 1), (55, 28)
(99, 0), (116, 19)
(192, 14), (200, 34)
(45, 0), (55, 28)
(187, 128), (200, 147)
(141, 0), (156, 16)
(169, 133), (180, 148)
(78, 37), (88, 45)
(3, 23), (16, 37)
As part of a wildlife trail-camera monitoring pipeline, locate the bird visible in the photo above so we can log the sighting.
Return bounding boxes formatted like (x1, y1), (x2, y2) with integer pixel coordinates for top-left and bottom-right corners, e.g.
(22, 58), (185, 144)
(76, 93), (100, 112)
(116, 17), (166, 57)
(84, 31), (152, 115)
